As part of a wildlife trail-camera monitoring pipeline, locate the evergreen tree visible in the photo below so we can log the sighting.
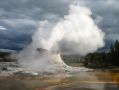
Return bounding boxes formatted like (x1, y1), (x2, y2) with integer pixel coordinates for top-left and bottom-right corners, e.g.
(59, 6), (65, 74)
(109, 40), (119, 66)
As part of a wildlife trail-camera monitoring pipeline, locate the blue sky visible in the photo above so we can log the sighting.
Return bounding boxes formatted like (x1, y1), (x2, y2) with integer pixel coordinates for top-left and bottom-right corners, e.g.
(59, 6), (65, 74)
(0, 0), (119, 51)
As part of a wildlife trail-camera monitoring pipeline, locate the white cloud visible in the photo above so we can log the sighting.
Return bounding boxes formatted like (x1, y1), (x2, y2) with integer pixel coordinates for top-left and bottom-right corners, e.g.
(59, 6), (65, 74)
(0, 26), (7, 30)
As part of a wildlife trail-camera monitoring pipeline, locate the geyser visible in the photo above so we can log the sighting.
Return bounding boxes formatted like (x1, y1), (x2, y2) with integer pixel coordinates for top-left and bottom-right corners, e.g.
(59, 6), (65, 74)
(17, 4), (105, 73)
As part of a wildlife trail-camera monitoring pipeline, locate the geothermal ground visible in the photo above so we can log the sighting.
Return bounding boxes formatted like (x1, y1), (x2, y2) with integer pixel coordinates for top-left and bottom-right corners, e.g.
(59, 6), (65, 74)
(0, 50), (119, 90)
(0, 62), (119, 90)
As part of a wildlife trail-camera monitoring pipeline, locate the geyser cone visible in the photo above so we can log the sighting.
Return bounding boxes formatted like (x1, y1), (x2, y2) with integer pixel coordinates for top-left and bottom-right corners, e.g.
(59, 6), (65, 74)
(18, 48), (69, 73)
(37, 48), (67, 66)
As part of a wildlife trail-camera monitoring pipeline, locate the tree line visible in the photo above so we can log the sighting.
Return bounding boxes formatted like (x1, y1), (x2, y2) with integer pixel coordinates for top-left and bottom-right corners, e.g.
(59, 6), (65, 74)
(83, 40), (119, 67)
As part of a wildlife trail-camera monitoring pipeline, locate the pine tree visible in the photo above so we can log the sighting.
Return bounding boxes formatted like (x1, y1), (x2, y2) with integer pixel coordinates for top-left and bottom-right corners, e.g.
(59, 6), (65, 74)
(109, 40), (119, 66)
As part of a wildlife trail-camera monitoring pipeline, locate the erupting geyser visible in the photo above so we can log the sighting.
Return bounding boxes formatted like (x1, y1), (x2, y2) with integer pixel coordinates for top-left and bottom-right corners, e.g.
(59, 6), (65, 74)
(17, 4), (105, 73)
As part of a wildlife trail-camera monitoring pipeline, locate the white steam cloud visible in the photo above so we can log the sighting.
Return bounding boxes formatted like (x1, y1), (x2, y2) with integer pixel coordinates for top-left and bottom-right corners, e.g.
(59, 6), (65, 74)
(33, 5), (105, 55)
(17, 5), (105, 72)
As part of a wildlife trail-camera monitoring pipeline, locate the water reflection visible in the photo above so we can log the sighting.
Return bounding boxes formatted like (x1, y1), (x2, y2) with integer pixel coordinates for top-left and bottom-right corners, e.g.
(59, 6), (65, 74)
(0, 71), (119, 90)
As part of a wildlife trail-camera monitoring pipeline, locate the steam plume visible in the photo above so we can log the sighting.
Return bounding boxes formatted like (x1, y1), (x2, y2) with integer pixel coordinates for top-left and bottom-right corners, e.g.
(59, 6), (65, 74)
(33, 5), (105, 55)
(17, 4), (105, 72)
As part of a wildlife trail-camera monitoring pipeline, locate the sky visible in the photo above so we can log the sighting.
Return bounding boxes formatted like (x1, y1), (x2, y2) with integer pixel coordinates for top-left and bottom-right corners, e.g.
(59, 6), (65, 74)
(0, 0), (119, 51)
